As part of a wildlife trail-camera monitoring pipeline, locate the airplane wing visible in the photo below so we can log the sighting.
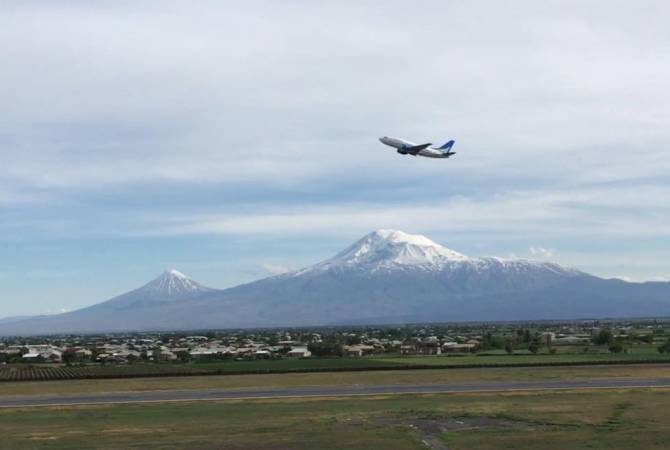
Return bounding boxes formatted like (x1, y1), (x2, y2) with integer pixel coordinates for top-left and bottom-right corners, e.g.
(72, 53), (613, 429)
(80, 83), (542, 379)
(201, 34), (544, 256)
(404, 143), (432, 155)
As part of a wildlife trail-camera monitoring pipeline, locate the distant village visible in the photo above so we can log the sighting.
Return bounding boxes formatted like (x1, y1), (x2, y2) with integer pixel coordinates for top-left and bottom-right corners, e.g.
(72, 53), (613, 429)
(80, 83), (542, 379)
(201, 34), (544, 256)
(1, 319), (668, 365)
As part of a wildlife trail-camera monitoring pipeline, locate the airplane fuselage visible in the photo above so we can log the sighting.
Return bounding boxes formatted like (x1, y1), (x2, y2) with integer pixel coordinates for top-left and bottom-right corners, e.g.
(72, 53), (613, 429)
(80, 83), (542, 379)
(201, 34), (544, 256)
(379, 136), (455, 158)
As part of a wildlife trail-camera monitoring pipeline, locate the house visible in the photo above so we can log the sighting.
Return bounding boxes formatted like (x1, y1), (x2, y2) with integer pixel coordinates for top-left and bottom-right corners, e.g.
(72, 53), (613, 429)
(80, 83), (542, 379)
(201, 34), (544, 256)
(442, 343), (476, 353)
(287, 347), (311, 358)
(75, 348), (93, 359)
(400, 344), (417, 355)
(343, 345), (376, 357)
(22, 348), (62, 362)
(254, 350), (272, 359)
(278, 340), (303, 350)
(554, 336), (591, 345)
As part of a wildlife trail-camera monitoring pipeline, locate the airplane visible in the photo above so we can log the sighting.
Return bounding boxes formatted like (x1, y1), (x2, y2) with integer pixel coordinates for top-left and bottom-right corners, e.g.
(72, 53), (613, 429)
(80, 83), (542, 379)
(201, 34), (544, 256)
(379, 136), (456, 158)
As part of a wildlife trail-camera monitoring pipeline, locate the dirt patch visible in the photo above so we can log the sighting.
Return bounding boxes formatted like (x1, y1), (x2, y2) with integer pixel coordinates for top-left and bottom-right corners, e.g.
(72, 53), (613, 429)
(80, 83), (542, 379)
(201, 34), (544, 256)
(375, 415), (551, 450)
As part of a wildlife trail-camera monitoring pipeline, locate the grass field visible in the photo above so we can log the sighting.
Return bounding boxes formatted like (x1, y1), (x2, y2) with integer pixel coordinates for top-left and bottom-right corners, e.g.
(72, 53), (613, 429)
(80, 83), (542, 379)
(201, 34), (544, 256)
(1, 364), (669, 397)
(1, 387), (669, 449)
(3, 348), (670, 383)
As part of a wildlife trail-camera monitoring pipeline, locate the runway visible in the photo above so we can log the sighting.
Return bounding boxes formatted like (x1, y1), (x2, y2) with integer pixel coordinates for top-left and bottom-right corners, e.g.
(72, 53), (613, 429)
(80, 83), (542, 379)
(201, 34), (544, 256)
(1, 377), (670, 408)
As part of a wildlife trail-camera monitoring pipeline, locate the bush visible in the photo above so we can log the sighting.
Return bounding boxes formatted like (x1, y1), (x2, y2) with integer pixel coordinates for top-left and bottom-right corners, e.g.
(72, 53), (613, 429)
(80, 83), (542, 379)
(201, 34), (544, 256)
(593, 329), (613, 345)
(608, 341), (624, 354)
(308, 340), (343, 357)
(658, 339), (670, 354)
(528, 336), (542, 354)
(504, 340), (514, 354)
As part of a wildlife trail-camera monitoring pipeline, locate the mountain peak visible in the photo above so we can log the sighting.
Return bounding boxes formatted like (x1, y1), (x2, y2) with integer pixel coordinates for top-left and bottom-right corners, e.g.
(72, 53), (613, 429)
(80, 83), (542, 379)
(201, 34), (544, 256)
(298, 229), (468, 274)
(164, 269), (189, 279)
(368, 229), (447, 248)
(142, 269), (210, 297)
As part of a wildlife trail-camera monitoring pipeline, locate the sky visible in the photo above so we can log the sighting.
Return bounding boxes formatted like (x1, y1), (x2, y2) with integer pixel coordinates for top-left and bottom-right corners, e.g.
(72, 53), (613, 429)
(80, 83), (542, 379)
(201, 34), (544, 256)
(1, 1), (669, 316)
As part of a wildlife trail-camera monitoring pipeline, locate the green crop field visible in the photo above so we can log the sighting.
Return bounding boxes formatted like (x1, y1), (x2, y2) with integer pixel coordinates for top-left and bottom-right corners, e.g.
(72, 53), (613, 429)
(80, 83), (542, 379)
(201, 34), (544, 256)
(1, 387), (669, 449)
(3, 349), (670, 383)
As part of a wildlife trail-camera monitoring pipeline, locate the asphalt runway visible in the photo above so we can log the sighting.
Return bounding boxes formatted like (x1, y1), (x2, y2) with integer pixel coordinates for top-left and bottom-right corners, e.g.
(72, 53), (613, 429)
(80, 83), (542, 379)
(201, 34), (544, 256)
(1, 377), (670, 408)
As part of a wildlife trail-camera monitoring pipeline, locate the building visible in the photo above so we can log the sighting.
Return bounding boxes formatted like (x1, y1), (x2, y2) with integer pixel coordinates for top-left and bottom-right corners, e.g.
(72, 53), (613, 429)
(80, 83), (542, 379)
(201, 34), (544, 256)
(343, 345), (376, 357)
(287, 347), (311, 358)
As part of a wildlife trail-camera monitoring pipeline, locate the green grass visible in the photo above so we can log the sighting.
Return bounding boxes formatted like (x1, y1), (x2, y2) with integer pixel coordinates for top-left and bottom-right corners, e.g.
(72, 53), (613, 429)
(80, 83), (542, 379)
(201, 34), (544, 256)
(2, 388), (670, 449)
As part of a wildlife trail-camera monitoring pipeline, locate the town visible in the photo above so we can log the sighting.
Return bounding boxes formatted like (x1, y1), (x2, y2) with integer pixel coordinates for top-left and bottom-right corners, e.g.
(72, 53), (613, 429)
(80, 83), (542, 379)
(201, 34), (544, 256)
(2, 319), (669, 368)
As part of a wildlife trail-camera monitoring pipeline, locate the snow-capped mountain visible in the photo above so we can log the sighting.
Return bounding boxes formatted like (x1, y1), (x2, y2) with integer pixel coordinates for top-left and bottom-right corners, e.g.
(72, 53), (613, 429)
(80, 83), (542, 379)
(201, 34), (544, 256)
(303, 229), (469, 273)
(78, 269), (214, 311)
(289, 230), (582, 295)
(0, 270), (216, 335)
(143, 269), (209, 297)
(1, 230), (670, 335)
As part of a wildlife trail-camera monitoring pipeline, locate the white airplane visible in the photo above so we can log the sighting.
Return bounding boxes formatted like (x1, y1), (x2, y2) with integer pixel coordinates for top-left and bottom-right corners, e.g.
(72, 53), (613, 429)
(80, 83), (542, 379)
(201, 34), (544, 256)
(379, 136), (456, 159)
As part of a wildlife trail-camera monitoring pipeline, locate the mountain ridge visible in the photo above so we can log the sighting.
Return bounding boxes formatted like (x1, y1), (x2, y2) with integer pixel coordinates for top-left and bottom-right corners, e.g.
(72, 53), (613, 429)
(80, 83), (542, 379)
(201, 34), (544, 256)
(1, 229), (668, 335)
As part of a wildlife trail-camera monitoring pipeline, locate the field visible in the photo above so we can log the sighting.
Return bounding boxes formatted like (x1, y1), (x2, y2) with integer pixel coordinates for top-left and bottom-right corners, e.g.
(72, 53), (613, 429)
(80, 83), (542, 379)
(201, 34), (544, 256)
(3, 347), (670, 382)
(1, 387), (669, 449)
(1, 364), (669, 397)
(2, 364), (669, 449)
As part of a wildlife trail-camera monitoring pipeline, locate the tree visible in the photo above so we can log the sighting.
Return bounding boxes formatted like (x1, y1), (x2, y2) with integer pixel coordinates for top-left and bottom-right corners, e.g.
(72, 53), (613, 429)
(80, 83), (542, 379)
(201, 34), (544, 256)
(176, 350), (192, 363)
(504, 339), (514, 354)
(528, 335), (542, 354)
(308, 340), (343, 357)
(608, 340), (624, 354)
(638, 334), (654, 344)
(593, 329), (613, 346)
(658, 339), (670, 354)
(345, 335), (361, 346)
(62, 349), (77, 366)
(545, 334), (553, 353)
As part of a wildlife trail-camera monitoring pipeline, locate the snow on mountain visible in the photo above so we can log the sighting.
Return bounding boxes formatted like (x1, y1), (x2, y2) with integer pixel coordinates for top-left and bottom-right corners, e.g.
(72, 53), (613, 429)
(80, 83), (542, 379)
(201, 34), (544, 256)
(298, 229), (469, 274)
(294, 229), (580, 281)
(142, 269), (211, 297)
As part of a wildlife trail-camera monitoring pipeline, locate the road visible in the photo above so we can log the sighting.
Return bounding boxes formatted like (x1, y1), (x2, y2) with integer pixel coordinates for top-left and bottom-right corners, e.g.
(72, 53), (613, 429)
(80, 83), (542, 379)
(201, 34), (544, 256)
(1, 377), (669, 408)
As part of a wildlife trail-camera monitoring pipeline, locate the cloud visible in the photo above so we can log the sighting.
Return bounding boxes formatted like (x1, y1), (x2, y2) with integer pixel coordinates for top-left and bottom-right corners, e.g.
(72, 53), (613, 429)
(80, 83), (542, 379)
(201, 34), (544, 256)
(1, 1), (669, 197)
(261, 263), (297, 275)
(529, 247), (555, 259)
(127, 184), (670, 241)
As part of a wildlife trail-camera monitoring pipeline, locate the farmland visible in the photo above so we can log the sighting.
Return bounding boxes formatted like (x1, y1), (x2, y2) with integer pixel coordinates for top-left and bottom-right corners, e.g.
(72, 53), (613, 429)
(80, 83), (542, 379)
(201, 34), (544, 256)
(1, 363), (668, 397)
(3, 349), (670, 382)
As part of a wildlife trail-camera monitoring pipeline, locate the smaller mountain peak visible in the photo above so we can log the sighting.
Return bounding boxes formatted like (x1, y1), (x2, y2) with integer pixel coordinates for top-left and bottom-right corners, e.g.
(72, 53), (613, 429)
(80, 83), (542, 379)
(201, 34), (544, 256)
(144, 269), (209, 297)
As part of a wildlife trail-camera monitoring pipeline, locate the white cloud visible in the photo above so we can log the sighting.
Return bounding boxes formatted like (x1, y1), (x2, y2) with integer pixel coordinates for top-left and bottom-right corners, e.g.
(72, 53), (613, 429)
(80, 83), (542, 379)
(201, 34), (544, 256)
(261, 263), (296, 275)
(529, 247), (555, 259)
(1, 1), (669, 196)
(134, 185), (670, 240)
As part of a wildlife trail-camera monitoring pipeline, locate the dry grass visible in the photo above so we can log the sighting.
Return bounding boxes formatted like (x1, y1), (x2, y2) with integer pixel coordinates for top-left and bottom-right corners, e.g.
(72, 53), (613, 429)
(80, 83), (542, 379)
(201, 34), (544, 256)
(1, 364), (669, 397)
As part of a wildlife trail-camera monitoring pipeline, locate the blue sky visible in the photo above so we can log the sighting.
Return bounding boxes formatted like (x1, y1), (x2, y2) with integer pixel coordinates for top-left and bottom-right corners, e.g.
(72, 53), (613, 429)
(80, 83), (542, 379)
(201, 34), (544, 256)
(1, 1), (669, 316)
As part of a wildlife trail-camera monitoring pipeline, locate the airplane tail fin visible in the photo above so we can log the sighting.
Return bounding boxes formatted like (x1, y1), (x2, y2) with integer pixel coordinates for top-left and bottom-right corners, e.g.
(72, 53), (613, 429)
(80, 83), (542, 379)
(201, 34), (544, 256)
(433, 140), (455, 151)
